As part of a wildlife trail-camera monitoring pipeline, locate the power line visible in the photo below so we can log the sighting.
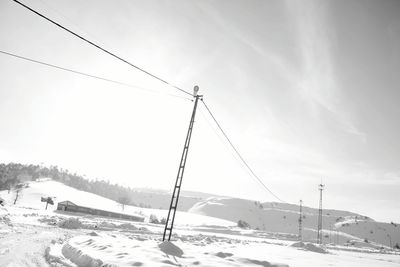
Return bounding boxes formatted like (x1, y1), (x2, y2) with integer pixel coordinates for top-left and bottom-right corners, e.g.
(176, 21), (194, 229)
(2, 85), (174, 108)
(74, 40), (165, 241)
(199, 106), (262, 182)
(201, 99), (286, 203)
(10, 0), (193, 97)
(0, 50), (191, 101)
(9, 0), (285, 203)
(34, 0), (107, 45)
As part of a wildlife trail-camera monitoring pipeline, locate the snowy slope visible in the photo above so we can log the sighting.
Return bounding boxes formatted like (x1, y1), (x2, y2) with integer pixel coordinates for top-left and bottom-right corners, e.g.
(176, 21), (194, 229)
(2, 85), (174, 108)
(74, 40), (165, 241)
(3, 180), (398, 248)
(189, 197), (400, 247)
(0, 179), (234, 227)
(106, 187), (214, 211)
(336, 218), (400, 248)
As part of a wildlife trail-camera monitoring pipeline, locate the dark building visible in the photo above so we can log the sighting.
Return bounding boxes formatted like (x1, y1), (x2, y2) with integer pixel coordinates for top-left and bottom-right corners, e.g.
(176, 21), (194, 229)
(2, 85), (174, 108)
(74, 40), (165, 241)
(57, 200), (144, 222)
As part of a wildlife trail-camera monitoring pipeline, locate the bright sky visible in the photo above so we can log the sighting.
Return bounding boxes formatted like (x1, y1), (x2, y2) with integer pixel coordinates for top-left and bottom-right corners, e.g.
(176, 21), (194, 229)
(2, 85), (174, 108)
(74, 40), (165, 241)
(1, 0), (399, 223)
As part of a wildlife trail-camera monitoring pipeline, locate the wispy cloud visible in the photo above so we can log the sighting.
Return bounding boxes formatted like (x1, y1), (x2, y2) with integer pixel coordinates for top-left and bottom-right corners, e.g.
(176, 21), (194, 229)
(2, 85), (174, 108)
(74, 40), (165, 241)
(196, 1), (298, 85)
(285, 1), (367, 143)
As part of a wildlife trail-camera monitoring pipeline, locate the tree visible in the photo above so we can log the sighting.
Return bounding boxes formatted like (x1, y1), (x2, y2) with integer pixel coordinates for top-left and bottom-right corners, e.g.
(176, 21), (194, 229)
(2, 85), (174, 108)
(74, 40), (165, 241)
(149, 214), (160, 224)
(13, 183), (25, 204)
(118, 196), (131, 211)
(41, 197), (54, 210)
(13, 189), (20, 205)
(237, 220), (250, 229)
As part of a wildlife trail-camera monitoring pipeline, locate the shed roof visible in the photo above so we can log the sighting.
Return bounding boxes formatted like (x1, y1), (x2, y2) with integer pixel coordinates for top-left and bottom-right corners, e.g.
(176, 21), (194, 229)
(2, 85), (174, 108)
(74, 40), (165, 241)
(58, 200), (77, 206)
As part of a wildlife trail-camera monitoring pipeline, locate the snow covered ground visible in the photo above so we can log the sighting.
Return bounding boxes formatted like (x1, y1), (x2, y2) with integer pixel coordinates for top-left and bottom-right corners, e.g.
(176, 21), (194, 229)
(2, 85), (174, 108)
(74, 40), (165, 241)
(1, 179), (400, 266)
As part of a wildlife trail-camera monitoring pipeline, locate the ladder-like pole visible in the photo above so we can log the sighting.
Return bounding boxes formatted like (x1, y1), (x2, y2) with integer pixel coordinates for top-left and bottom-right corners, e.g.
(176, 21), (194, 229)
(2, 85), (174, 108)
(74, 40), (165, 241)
(317, 183), (324, 244)
(163, 86), (202, 241)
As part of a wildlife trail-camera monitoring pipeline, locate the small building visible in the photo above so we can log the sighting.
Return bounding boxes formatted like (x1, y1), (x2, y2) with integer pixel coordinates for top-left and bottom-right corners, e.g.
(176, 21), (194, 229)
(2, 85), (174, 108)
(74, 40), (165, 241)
(57, 200), (144, 222)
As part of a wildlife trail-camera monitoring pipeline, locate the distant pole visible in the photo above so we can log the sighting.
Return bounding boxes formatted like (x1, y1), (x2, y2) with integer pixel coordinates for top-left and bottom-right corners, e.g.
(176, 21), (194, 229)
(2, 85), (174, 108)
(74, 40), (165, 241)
(336, 229), (339, 244)
(317, 183), (325, 244)
(163, 86), (202, 242)
(388, 234), (392, 248)
(298, 199), (303, 241)
(337, 229), (338, 244)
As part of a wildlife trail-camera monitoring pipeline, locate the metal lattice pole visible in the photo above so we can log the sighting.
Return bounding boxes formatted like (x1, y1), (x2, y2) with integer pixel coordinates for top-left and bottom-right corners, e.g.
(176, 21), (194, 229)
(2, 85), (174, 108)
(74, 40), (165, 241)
(163, 86), (202, 242)
(299, 199), (303, 241)
(317, 183), (325, 244)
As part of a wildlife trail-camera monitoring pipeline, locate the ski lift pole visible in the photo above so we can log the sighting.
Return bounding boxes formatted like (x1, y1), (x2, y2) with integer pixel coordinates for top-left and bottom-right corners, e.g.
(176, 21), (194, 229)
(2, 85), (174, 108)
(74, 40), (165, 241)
(163, 86), (202, 241)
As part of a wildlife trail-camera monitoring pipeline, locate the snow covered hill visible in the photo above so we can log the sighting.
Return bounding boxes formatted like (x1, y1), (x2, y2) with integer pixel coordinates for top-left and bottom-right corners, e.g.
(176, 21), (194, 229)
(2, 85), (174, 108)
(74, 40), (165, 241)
(0, 179), (234, 227)
(3, 179), (398, 248)
(2, 179), (399, 249)
(107, 187), (216, 211)
(189, 197), (400, 247)
(336, 217), (400, 248)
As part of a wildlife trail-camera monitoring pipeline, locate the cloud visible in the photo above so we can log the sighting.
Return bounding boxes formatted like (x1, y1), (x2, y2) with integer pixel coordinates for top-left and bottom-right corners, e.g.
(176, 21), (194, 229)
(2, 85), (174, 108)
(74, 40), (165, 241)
(195, 1), (298, 85)
(285, 0), (366, 143)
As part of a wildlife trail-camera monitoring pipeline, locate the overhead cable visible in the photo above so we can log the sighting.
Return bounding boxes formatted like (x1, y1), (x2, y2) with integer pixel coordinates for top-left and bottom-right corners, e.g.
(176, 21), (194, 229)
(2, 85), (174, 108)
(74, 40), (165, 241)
(0, 50), (191, 101)
(10, 0), (193, 97)
(201, 99), (286, 203)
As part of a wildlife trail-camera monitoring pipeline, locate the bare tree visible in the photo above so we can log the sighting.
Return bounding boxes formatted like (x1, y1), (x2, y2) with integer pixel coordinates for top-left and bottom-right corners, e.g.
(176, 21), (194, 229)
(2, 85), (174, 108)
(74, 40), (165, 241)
(118, 195), (131, 211)
(13, 189), (20, 204)
(13, 184), (24, 205)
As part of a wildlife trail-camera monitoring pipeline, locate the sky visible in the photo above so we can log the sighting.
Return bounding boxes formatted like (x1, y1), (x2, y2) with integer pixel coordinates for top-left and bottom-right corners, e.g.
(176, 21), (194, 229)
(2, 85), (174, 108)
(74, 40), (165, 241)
(0, 0), (399, 223)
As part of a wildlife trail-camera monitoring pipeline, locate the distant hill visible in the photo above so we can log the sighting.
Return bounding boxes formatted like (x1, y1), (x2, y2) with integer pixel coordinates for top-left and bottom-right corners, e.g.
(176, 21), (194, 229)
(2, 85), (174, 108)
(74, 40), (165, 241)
(189, 197), (400, 248)
(114, 188), (217, 211)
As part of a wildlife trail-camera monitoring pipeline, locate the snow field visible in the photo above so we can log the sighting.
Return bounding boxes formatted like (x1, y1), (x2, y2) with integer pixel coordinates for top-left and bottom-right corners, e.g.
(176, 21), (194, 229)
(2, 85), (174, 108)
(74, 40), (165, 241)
(56, 231), (291, 267)
(51, 229), (400, 267)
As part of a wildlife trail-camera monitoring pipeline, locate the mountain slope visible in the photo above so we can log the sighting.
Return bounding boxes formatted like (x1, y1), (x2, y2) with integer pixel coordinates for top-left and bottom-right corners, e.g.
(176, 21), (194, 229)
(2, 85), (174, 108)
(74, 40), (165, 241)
(189, 197), (400, 247)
